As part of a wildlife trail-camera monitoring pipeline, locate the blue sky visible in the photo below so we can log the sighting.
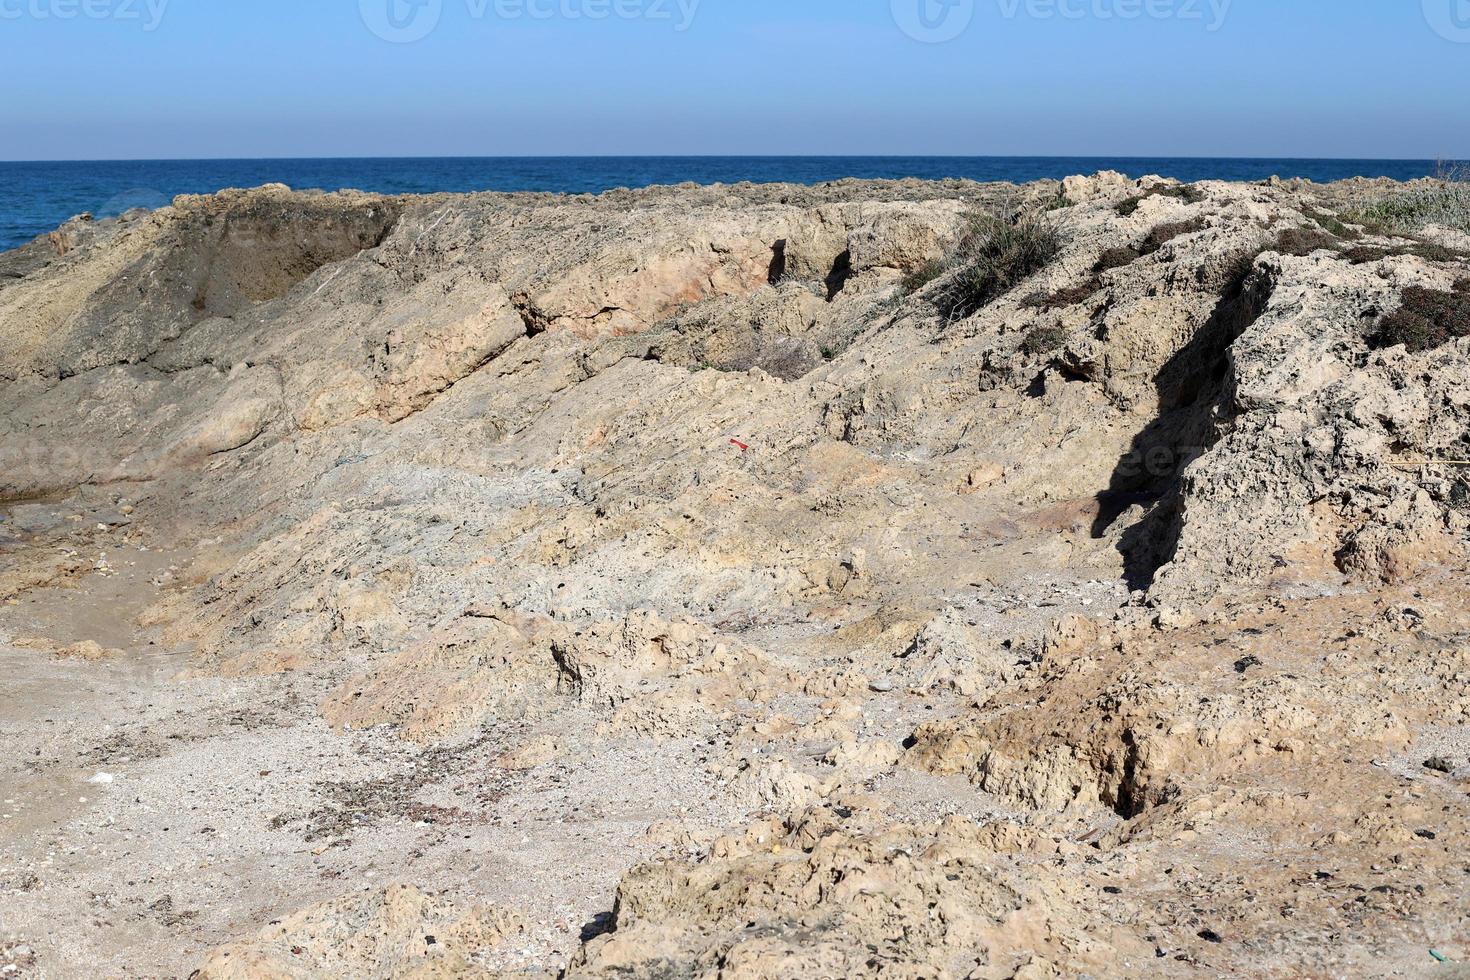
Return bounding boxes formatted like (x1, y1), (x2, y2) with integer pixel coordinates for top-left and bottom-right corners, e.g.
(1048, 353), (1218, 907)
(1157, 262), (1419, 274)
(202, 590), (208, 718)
(1, 0), (1467, 160)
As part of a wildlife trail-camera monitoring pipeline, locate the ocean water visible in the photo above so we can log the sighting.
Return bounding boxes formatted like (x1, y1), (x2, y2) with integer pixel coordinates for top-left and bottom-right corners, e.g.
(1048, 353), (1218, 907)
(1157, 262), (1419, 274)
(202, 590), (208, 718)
(0, 156), (1457, 253)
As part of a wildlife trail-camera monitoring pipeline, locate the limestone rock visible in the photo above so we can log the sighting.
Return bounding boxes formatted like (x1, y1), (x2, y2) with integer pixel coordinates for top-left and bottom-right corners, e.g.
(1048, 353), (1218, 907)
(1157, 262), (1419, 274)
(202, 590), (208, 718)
(5, 174), (1470, 979)
(194, 885), (522, 979)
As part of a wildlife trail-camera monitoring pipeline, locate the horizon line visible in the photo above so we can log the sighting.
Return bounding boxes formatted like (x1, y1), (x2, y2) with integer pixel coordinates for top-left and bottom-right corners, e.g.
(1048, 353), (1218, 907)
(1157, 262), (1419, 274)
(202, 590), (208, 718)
(2, 153), (1463, 165)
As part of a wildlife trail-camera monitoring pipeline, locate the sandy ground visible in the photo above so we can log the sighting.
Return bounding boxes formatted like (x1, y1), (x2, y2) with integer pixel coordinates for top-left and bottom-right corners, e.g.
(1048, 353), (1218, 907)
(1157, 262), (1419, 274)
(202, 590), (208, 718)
(0, 497), (756, 979)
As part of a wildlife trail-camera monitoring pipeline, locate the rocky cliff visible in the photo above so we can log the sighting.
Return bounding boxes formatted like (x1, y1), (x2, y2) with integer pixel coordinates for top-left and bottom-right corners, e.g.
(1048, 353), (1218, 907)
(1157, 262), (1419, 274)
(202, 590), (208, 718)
(1, 175), (1468, 978)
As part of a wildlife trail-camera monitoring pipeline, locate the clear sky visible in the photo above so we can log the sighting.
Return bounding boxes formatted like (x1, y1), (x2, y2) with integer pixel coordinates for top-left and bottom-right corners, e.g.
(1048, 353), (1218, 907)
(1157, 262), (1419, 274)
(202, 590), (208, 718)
(1, 0), (1467, 160)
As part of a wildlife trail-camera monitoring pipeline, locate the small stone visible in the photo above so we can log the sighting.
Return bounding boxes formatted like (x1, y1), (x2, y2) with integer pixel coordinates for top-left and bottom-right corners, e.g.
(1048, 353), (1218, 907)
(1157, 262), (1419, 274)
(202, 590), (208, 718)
(1155, 606), (1197, 631)
(869, 679), (895, 694)
(1424, 757), (1455, 774)
(966, 463), (1005, 490)
(1197, 929), (1224, 944)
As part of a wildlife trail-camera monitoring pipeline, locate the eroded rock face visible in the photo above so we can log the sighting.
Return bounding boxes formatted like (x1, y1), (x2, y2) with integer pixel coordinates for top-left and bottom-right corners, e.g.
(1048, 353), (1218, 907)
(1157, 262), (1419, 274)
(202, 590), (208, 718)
(0, 185), (404, 383)
(569, 803), (1145, 979)
(4, 175), (1469, 978)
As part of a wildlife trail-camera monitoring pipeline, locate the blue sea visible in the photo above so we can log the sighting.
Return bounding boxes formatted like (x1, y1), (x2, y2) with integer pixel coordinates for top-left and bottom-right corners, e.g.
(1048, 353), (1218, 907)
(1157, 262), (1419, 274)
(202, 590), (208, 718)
(0, 156), (1456, 253)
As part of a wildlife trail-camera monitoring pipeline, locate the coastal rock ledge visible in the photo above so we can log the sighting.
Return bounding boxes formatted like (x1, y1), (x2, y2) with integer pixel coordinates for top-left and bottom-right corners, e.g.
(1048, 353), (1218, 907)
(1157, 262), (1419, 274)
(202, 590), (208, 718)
(2, 175), (1468, 978)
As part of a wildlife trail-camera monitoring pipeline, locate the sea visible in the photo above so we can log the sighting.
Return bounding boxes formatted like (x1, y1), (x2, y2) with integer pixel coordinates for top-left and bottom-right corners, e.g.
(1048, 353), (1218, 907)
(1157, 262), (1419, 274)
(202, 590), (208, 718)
(0, 156), (1457, 253)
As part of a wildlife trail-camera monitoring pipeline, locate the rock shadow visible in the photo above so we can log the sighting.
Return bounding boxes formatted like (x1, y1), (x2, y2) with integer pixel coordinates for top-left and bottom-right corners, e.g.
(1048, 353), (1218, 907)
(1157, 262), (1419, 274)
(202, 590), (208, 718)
(1092, 254), (1272, 590)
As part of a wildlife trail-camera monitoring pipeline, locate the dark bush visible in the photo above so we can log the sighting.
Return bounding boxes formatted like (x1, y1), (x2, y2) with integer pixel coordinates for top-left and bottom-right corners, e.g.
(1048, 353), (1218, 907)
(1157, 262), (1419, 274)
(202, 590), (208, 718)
(1094, 246), (1142, 272)
(1143, 217), (1208, 251)
(1272, 227), (1341, 257)
(1093, 217), (1208, 274)
(1020, 325), (1069, 356)
(1023, 277), (1106, 311)
(1377, 310), (1437, 352)
(1342, 241), (1467, 265)
(1342, 245), (1388, 264)
(931, 213), (1065, 321)
(1219, 249), (1260, 293)
(1115, 184), (1205, 217)
(1373, 280), (1470, 352)
(1115, 197), (1144, 217)
(1163, 184), (1208, 205)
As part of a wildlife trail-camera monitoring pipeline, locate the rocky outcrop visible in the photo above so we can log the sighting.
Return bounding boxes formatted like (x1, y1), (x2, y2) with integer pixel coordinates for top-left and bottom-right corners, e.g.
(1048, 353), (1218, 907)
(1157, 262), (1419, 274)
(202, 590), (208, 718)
(4, 175), (1469, 979)
(570, 803), (1150, 979)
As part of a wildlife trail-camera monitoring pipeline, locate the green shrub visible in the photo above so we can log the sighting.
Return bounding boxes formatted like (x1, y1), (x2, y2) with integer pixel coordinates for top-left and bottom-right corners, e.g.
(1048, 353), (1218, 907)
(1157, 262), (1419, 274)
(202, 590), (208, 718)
(1408, 242), (1465, 262)
(931, 212), (1064, 321)
(1307, 208), (1361, 240)
(900, 258), (945, 294)
(1345, 174), (1470, 236)
(1373, 280), (1470, 352)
